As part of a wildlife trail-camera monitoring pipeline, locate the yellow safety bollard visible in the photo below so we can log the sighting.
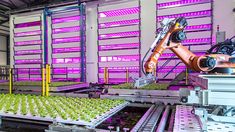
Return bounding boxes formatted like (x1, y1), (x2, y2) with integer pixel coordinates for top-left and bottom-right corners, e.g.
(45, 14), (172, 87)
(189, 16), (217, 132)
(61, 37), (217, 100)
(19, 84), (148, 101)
(42, 67), (45, 96)
(104, 67), (109, 84)
(45, 64), (50, 96)
(126, 69), (129, 83)
(9, 68), (12, 94)
(185, 68), (188, 85)
(153, 67), (157, 77)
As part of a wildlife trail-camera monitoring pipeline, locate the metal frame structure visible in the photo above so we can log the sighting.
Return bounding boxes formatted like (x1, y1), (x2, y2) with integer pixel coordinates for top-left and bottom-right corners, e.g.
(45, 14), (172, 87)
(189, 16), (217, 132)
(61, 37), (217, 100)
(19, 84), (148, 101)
(180, 75), (235, 131)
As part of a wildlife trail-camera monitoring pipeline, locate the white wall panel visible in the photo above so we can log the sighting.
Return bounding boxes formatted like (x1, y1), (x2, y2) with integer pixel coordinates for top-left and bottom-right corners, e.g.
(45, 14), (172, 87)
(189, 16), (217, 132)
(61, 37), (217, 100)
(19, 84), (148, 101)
(14, 26), (41, 33)
(52, 10), (80, 18)
(99, 0), (139, 12)
(14, 16), (41, 24)
(186, 31), (211, 39)
(99, 37), (139, 45)
(14, 45), (41, 51)
(158, 3), (211, 16)
(14, 54), (41, 60)
(0, 52), (6, 65)
(14, 35), (41, 42)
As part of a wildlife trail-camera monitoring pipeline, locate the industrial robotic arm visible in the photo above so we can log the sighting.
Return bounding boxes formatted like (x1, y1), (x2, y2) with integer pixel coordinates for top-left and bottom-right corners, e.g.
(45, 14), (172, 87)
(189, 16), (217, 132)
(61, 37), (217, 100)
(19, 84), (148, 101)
(134, 17), (235, 88)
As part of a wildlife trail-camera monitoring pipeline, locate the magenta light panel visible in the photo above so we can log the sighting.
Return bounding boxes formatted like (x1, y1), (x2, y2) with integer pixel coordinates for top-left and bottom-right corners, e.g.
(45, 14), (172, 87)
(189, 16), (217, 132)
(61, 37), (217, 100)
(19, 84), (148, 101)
(157, 0), (212, 9)
(99, 7), (140, 18)
(99, 43), (139, 51)
(13, 15), (43, 81)
(52, 15), (80, 24)
(98, 1), (141, 84)
(14, 30), (42, 37)
(53, 26), (80, 34)
(156, 0), (213, 80)
(14, 21), (41, 28)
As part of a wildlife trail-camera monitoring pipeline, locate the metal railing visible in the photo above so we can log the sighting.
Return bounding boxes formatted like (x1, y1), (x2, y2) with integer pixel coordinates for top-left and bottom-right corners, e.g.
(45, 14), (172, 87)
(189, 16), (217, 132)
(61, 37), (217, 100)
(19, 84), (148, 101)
(163, 62), (183, 79)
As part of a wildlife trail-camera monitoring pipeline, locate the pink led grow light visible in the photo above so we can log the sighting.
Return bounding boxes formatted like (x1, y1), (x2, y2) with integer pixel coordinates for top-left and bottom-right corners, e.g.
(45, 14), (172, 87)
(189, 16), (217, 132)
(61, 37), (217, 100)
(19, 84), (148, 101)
(185, 24), (212, 31)
(14, 30), (42, 37)
(182, 38), (211, 44)
(17, 68), (41, 74)
(15, 40), (42, 46)
(99, 19), (140, 28)
(53, 68), (81, 74)
(99, 7), (140, 18)
(53, 47), (82, 53)
(15, 59), (42, 64)
(157, 10), (212, 21)
(15, 50), (42, 55)
(52, 16), (80, 24)
(15, 21), (41, 28)
(99, 55), (139, 62)
(99, 43), (139, 51)
(157, 0), (212, 9)
(53, 58), (81, 64)
(53, 26), (80, 34)
(53, 36), (81, 44)
(99, 31), (139, 39)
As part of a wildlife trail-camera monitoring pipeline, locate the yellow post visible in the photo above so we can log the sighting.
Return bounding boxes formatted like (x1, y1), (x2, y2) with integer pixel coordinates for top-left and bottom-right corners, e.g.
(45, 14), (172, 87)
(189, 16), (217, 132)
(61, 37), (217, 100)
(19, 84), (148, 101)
(42, 67), (45, 96)
(185, 68), (188, 85)
(104, 67), (109, 84)
(45, 64), (50, 96)
(126, 69), (129, 83)
(9, 68), (12, 94)
(153, 67), (157, 77)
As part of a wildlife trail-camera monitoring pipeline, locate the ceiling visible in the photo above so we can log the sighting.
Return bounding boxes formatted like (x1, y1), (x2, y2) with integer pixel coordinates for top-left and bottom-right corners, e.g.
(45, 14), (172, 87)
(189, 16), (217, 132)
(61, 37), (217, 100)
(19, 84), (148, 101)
(0, 0), (95, 35)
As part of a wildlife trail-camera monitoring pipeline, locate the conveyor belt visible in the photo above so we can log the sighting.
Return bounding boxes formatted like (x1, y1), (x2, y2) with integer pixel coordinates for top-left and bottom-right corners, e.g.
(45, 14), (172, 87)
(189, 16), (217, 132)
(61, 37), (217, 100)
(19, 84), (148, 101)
(131, 105), (164, 132)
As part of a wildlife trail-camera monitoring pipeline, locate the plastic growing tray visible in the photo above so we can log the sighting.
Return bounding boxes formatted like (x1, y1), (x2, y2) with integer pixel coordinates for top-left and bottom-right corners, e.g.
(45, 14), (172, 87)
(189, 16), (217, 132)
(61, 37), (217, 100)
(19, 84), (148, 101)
(0, 94), (129, 127)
